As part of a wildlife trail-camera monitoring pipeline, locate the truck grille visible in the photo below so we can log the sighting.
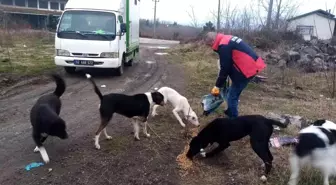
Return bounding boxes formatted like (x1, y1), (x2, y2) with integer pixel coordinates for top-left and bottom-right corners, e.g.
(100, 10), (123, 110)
(72, 53), (99, 58)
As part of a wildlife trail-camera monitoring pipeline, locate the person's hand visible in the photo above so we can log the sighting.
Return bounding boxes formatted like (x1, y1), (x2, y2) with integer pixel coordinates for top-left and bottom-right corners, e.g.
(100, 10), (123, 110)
(211, 86), (220, 96)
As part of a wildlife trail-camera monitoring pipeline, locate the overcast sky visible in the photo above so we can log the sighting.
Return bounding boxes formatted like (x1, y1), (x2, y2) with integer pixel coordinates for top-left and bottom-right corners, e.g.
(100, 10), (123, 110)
(139, 0), (336, 25)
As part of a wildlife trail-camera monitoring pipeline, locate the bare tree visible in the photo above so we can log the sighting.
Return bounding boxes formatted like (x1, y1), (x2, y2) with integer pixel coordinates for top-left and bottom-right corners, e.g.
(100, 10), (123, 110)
(273, 0), (301, 29)
(0, 11), (13, 69)
(217, 0), (221, 31)
(209, 10), (220, 30)
(206, 0), (299, 32)
(209, 0), (239, 32)
(240, 7), (253, 32)
(257, 0), (272, 27)
(222, 0), (238, 31)
(274, 0), (282, 29)
(325, 2), (336, 98)
(266, 0), (274, 29)
(326, 2), (336, 36)
(258, 0), (301, 30)
(254, 0), (266, 27)
(208, 0), (261, 32)
(186, 5), (199, 28)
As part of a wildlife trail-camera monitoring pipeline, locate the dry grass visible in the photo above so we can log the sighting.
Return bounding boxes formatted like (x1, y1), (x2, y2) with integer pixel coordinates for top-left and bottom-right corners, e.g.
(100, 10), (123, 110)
(0, 30), (55, 75)
(167, 43), (336, 185)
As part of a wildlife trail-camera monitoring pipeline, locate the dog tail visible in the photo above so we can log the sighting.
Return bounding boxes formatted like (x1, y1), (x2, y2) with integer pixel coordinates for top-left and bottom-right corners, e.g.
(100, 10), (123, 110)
(268, 117), (289, 128)
(85, 73), (103, 101)
(51, 73), (66, 97)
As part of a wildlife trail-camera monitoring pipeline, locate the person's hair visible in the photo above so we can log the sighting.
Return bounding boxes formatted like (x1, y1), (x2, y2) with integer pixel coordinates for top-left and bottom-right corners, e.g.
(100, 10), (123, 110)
(204, 32), (217, 45)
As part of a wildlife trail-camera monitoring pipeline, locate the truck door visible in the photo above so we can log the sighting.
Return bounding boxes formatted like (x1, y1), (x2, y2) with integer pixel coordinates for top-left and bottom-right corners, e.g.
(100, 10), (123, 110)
(118, 15), (126, 64)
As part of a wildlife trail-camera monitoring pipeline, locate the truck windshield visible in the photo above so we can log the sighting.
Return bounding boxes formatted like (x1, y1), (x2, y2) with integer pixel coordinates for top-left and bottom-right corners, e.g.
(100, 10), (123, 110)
(57, 10), (116, 41)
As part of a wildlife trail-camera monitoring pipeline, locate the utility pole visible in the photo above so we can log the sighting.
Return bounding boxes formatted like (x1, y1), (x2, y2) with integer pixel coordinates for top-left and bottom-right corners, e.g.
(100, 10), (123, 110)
(153, 0), (159, 38)
(217, 0), (221, 32)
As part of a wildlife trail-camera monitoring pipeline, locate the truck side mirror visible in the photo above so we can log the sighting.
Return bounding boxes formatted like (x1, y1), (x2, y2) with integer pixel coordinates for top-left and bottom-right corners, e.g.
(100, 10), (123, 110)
(120, 23), (127, 34)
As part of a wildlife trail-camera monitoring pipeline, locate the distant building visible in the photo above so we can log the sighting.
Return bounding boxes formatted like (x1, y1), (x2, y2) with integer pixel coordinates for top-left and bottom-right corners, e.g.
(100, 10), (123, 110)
(287, 9), (336, 41)
(0, 0), (67, 29)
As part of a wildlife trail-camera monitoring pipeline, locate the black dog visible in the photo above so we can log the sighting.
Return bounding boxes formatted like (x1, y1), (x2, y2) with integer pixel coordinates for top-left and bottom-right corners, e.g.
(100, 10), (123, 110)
(30, 74), (68, 164)
(85, 73), (164, 150)
(186, 115), (288, 181)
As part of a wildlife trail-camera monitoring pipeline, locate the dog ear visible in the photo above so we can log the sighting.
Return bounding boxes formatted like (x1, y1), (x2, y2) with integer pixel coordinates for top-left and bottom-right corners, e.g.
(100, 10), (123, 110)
(312, 119), (326, 126)
(151, 92), (164, 103)
(284, 117), (291, 126)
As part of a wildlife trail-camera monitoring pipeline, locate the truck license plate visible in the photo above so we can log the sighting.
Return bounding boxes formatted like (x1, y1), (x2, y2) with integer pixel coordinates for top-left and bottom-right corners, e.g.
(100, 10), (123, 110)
(73, 60), (94, 66)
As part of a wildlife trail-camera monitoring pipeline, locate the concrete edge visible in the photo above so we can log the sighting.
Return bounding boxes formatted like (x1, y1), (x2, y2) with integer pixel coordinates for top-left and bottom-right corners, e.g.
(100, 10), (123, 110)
(140, 37), (180, 45)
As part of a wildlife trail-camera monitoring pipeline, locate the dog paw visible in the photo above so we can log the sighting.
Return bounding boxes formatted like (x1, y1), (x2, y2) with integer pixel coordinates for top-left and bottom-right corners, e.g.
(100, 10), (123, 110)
(95, 144), (101, 150)
(43, 157), (50, 164)
(33, 146), (39, 153)
(200, 149), (206, 158)
(39, 147), (50, 164)
(287, 181), (296, 185)
(134, 136), (140, 141)
(151, 112), (158, 117)
(43, 156), (50, 164)
(145, 133), (151, 138)
(106, 136), (113, 140)
(260, 175), (267, 182)
(180, 123), (186, 128)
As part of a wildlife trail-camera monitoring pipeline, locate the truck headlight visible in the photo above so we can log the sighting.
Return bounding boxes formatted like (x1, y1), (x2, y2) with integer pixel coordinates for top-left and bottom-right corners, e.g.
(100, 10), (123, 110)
(56, 49), (70, 56)
(101, 52), (119, 58)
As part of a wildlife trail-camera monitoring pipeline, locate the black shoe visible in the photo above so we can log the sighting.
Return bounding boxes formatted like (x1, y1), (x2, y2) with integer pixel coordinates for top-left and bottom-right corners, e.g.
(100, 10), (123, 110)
(224, 109), (236, 119)
(224, 109), (230, 117)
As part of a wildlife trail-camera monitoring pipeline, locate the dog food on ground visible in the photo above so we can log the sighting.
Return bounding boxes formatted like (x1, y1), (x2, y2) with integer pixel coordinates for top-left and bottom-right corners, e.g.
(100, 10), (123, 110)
(189, 127), (199, 137)
(176, 145), (193, 171)
(176, 127), (199, 171)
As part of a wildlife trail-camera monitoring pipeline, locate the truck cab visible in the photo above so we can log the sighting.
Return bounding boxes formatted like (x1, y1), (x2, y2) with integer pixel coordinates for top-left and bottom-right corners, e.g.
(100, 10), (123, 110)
(54, 0), (140, 76)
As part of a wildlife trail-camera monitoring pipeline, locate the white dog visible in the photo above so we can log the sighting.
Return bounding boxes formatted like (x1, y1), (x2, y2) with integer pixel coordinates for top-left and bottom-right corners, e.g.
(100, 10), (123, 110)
(151, 86), (200, 127)
(288, 120), (336, 185)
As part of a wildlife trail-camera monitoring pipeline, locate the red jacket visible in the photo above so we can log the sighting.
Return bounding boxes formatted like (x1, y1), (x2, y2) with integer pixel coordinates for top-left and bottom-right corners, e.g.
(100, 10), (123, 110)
(212, 33), (266, 79)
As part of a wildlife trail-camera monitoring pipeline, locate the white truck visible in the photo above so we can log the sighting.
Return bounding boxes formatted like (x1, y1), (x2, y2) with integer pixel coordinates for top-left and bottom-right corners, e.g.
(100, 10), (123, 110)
(54, 0), (140, 76)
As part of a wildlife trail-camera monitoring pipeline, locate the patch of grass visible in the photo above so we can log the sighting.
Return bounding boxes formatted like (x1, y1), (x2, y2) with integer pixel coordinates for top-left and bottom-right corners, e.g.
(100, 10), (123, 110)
(0, 30), (55, 75)
(167, 43), (336, 185)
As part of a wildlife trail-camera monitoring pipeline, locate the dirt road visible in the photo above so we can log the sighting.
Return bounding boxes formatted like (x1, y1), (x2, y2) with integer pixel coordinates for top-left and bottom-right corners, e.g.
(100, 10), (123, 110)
(0, 38), (186, 185)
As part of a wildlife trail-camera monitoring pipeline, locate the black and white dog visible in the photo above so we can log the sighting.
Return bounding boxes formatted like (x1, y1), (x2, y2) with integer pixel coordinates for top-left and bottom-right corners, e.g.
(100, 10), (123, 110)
(85, 74), (165, 150)
(30, 74), (68, 164)
(186, 115), (288, 181)
(288, 120), (336, 185)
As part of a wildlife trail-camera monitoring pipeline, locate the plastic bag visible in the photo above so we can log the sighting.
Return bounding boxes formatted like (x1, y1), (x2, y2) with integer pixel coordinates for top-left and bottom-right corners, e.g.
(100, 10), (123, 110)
(269, 136), (299, 148)
(25, 162), (44, 171)
(201, 88), (228, 116)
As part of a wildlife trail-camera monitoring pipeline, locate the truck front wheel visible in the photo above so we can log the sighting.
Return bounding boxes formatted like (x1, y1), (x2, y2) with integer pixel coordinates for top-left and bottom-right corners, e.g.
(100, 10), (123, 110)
(115, 55), (125, 76)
